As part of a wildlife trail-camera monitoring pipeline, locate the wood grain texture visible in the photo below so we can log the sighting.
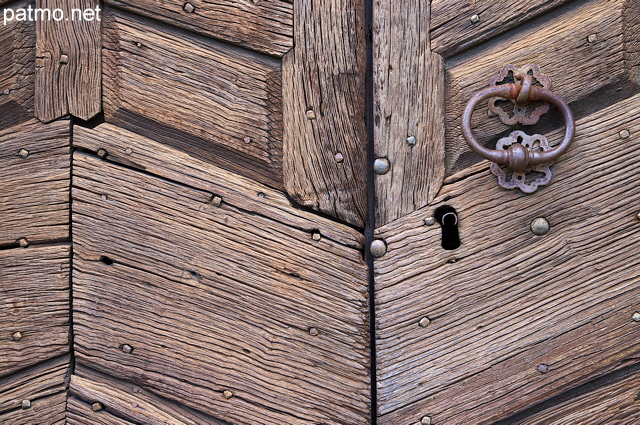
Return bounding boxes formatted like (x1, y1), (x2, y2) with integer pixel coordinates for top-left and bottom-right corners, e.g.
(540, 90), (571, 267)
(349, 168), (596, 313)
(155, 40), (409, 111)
(0, 245), (71, 377)
(375, 93), (640, 423)
(624, 0), (640, 85)
(0, 392), (66, 425)
(35, 0), (101, 122)
(373, 0), (445, 226)
(0, 1), (35, 127)
(103, 8), (284, 189)
(104, 0), (293, 57)
(282, 0), (367, 228)
(444, 0), (628, 176)
(70, 365), (229, 425)
(0, 355), (69, 414)
(67, 396), (138, 425)
(0, 119), (69, 246)
(431, 0), (572, 58)
(71, 144), (369, 423)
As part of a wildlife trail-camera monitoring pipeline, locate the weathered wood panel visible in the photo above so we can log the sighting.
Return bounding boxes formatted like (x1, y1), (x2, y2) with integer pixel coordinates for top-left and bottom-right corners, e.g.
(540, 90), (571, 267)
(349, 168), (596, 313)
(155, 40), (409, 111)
(0, 392), (66, 425)
(0, 1), (35, 127)
(373, 0), (445, 226)
(71, 131), (369, 424)
(0, 245), (70, 376)
(283, 0), (367, 227)
(104, 0), (293, 57)
(515, 368), (640, 424)
(375, 94), (640, 423)
(431, 0), (572, 58)
(0, 119), (69, 246)
(35, 0), (101, 122)
(625, 0), (640, 84)
(0, 355), (69, 414)
(103, 9), (283, 189)
(444, 0), (629, 176)
(67, 396), (138, 425)
(70, 365), (229, 425)
(73, 123), (363, 249)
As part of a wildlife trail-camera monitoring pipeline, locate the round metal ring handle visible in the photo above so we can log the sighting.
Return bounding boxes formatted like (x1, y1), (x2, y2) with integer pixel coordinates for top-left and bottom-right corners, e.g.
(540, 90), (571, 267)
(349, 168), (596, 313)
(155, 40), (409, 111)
(462, 84), (575, 173)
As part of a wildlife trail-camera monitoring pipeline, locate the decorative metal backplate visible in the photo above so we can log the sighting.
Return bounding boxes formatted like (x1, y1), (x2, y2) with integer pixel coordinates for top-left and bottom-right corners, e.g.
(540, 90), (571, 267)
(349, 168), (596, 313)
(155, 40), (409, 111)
(490, 131), (552, 193)
(488, 64), (552, 126)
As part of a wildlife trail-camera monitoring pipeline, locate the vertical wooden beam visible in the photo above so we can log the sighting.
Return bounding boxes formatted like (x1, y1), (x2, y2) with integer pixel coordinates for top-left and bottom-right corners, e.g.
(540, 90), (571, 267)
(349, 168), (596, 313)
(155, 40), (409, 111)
(373, 0), (445, 226)
(35, 0), (101, 122)
(283, 0), (368, 228)
(624, 0), (640, 85)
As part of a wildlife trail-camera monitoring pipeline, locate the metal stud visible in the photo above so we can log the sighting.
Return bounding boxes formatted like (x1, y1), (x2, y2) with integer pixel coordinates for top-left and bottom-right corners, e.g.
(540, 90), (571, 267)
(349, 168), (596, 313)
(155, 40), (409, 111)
(223, 390), (234, 399)
(12, 331), (22, 341)
(587, 34), (598, 43)
(311, 232), (321, 241)
(632, 312), (640, 322)
(619, 130), (630, 139)
(21, 400), (31, 409)
(537, 364), (549, 374)
(373, 158), (390, 175)
(334, 152), (344, 163)
(424, 217), (435, 226)
(305, 109), (316, 120)
(470, 14), (480, 24)
(125, 148), (133, 155)
(370, 239), (387, 258)
(530, 218), (550, 236)
(3, 89), (9, 95)
(309, 327), (319, 336)
(183, 2), (196, 13)
(211, 196), (222, 207)
(60, 54), (69, 64)
(419, 317), (431, 328)
(407, 136), (417, 147)
(243, 137), (251, 144)
(92, 402), (104, 412)
(121, 344), (133, 354)
(18, 148), (29, 158)
(97, 148), (108, 159)
(18, 238), (29, 248)
(421, 416), (432, 425)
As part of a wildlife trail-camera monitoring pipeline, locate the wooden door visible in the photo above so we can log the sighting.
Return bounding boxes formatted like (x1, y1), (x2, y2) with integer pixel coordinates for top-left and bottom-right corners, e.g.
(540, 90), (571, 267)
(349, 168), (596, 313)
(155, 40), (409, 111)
(373, 0), (640, 424)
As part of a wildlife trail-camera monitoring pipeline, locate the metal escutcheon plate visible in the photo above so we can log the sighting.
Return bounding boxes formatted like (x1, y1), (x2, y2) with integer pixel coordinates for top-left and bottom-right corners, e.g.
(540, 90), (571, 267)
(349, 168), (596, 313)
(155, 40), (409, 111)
(489, 131), (553, 193)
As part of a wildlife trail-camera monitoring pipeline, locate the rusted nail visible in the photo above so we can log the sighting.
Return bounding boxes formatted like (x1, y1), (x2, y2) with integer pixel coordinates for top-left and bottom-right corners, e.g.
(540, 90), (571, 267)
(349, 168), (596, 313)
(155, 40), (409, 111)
(424, 217), (435, 226)
(537, 364), (549, 374)
(11, 331), (22, 341)
(309, 327), (319, 336)
(632, 312), (640, 322)
(373, 158), (390, 175)
(421, 416), (432, 425)
(223, 390), (233, 399)
(21, 400), (31, 409)
(18, 148), (29, 158)
(530, 218), (550, 236)
(305, 109), (316, 120)
(125, 148), (133, 155)
(370, 239), (387, 258)
(407, 136), (417, 147)
(97, 148), (108, 159)
(619, 130), (630, 139)
(419, 317), (431, 328)
(60, 54), (69, 64)
(18, 238), (29, 248)
(587, 34), (598, 43)
(211, 196), (222, 207)
(334, 152), (344, 163)
(92, 402), (103, 412)
(183, 2), (196, 13)
(311, 232), (321, 241)
(121, 344), (133, 354)
(243, 137), (251, 144)
(470, 14), (480, 24)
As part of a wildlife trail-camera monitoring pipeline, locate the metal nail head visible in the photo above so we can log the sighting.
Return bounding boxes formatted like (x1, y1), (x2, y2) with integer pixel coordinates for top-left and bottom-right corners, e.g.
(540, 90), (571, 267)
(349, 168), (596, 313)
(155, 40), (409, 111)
(211, 196), (222, 207)
(18, 148), (29, 158)
(92, 402), (104, 412)
(309, 327), (319, 336)
(619, 130), (630, 139)
(370, 239), (387, 258)
(12, 331), (22, 341)
(537, 364), (549, 374)
(97, 148), (108, 159)
(223, 390), (233, 399)
(60, 54), (69, 64)
(419, 317), (431, 328)
(407, 136), (417, 147)
(421, 416), (432, 425)
(121, 344), (133, 354)
(530, 218), (550, 236)
(183, 2), (196, 13)
(373, 158), (390, 175)
(18, 238), (29, 248)
(21, 400), (31, 409)
(632, 312), (640, 322)
(470, 14), (480, 24)
(587, 34), (598, 43)
(334, 152), (344, 163)
(424, 217), (435, 226)
(311, 232), (321, 241)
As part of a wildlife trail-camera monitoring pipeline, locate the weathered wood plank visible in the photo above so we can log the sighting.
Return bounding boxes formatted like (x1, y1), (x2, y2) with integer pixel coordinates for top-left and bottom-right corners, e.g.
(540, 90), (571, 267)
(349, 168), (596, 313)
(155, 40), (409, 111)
(104, 0), (293, 57)
(0, 245), (70, 376)
(67, 396), (137, 425)
(73, 123), (363, 249)
(72, 151), (370, 423)
(515, 368), (640, 424)
(103, 8), (283, 189)
(282, 0), (367, 227)
(0, 355), (69, 414)
(373, 0), (445, 226)
(70, 365), (229, 425)
(444, 0), (628, 176)
(0, 119), (69, 246)
(375, 93), (640, 423)
(625, 0), (640, 85)
(35, 0), (101, 122)
(0, 391), (66, 425)
(0, 0), (35, 127)
(431, 0), (572, 58)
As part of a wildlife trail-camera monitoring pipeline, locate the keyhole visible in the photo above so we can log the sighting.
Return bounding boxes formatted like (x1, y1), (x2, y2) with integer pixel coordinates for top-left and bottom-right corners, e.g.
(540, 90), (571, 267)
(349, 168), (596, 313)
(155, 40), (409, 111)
(434, 206), (460, 250)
